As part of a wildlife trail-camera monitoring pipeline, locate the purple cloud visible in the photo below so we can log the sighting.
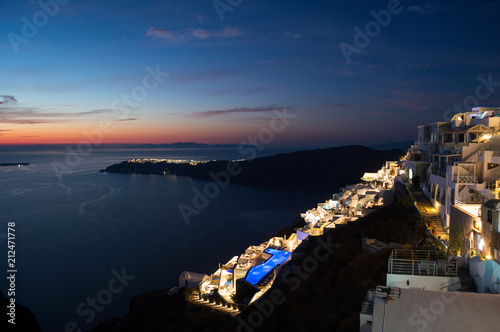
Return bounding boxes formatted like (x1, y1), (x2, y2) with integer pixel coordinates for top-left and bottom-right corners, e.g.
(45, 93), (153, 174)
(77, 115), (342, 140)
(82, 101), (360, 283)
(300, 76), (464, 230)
(189, 105), (288, 118)
(75, 109), (115, 116)
(407, 4), (443, 14)
(0, 95), (17, 105)
(191, 28), (211, 39)
(0, 96), (122, 124)
(366, 111), (393, 115)
(171, 69), (237, 84)
(146, 27), (175, 38)
(284, 31), (302, 39)
(316, 103), (355, 111)
(147, 26), (243, 42)
(214, 26), (244, 38)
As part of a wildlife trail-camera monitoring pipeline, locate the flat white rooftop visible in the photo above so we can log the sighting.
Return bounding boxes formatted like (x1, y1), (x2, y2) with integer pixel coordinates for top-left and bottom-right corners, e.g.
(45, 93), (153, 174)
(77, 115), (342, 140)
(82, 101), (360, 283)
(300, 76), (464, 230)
(454, 204), (482, 218)
(371, 288), (500, 332)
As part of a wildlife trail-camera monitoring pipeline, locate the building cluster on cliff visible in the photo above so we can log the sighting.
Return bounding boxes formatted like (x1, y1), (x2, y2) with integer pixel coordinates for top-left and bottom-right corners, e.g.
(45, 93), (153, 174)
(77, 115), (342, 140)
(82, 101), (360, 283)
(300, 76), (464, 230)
(172, 160), (403, 311)
(358, 106), (500, 331)
(403, 107), (500, 260)
(170, 108), (500, 330)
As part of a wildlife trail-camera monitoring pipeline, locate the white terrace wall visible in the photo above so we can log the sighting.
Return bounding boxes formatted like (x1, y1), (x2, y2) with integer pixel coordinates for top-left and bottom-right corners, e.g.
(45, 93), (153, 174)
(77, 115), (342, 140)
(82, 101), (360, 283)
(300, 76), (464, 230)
(387, 274), (460, 291)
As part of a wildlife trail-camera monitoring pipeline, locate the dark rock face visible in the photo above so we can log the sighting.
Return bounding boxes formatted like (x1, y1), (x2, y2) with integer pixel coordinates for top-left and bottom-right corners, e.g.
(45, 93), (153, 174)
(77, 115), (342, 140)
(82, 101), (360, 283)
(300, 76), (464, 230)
(86, 288), (237, 332)
(1, 291), (42, 332)
(86, 200), (426, 332)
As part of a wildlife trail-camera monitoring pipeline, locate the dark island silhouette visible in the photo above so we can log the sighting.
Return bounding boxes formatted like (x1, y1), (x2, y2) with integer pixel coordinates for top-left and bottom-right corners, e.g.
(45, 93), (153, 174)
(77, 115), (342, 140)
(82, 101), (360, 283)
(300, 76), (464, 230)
(102, 145), (404, 190)
(1, 291), (41, 332)
(0, 163), (29, 167)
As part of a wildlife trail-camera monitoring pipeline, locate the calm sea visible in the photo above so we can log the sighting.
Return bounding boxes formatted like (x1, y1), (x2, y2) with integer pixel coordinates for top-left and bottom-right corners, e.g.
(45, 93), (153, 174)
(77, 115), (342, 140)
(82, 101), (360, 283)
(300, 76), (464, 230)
(0, 147), (329, 331)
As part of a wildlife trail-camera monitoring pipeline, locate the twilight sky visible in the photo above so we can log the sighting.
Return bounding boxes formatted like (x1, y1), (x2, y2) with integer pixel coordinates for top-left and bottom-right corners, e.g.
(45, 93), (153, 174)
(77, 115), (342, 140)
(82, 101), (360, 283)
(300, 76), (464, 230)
(1, 0), (500, 148)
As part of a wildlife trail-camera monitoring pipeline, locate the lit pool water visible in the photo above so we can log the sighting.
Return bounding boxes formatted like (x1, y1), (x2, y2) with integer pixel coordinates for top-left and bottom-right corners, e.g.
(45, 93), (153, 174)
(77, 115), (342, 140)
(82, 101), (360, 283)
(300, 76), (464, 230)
(245, 248), (290, 285)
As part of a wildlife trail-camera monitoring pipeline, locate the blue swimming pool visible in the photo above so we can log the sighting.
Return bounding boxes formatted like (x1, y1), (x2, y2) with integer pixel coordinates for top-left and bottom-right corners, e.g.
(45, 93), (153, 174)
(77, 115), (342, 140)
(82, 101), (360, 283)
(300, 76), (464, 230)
(245, 248), (291, 285)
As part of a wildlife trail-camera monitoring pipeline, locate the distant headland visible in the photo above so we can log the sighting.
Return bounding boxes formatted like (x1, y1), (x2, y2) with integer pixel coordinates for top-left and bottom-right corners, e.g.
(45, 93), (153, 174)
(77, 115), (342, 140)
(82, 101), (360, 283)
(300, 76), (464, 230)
(0, 163), (29, 167)
(101, 145), (404, 190)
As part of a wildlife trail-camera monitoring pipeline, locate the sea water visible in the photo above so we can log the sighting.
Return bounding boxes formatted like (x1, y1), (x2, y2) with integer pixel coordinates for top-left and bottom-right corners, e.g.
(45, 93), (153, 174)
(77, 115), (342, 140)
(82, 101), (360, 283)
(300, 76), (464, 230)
(0, 147), (328, 331)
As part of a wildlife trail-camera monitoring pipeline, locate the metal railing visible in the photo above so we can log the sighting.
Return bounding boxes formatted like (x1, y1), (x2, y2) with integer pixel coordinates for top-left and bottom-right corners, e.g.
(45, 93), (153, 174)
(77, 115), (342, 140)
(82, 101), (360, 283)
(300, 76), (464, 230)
(452, 175), (478, 183)
(361, 299), (374, 315)
(360, 287), (376, 315)
(390, 249), (449, 260)
(249, 260), (290, 304)
(388, 250), (458, 277)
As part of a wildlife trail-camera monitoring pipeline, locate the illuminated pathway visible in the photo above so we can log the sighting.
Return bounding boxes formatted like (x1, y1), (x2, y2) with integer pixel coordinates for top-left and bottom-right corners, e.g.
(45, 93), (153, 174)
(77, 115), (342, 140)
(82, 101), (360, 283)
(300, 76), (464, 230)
(408, 186), (448, 241)
(188, 290), (240, 317)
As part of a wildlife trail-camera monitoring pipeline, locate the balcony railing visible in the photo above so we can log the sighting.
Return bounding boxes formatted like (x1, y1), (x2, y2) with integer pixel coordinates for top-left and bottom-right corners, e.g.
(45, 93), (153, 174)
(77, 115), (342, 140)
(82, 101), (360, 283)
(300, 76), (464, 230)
(452, 175), (478, 183)
(361, 286), (403, 316)
(361, 299), (374, 315)
(360, 286), (376, 315)
(388, 250), (457, 277)
(390, 249), (450, 260)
